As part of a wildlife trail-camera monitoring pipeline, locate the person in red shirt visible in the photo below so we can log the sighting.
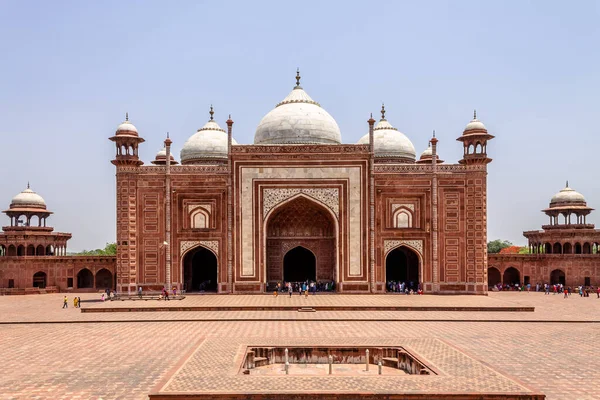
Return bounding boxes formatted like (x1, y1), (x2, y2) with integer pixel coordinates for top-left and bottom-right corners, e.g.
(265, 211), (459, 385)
(564, 288), (568, 299)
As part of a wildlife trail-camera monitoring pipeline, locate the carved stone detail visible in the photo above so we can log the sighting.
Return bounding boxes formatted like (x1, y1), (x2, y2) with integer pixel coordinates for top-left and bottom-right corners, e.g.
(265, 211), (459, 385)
(391, 203), (415, 213)
(263, 188), (339, 219)
(180, 240), (219, 256)
(384, 239), (423, 257)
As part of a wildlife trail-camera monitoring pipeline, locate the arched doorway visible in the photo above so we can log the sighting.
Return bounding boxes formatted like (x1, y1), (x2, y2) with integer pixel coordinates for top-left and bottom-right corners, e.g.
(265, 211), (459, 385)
(545, 243), (552, 254)
(283, 246), (316, 282)
(95, 269), (113, 289)
(488, 267), (501, 287)
(17, 245), (25, 256)
(503, 267), (520, 285)
(575, 243), (582, 254)
(550, 269), (566, 285)
(183, 246), (218, 292)
(563, 243), (572, 254)
(7, 245), (16, 256)
(385, 246), (420, 291)
(553, 243), (562, 254)
(77, 268), (94, 288)
(33, 271), (47, 288)
(265, 196), (336, 287)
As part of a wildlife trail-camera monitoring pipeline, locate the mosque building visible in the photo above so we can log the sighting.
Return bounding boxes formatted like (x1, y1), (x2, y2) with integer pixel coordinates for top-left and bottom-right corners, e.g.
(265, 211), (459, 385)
(108, 71), (493, 294)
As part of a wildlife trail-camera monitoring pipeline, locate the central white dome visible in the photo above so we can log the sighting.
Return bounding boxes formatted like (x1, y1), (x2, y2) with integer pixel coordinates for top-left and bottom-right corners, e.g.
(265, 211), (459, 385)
(254, 72), (341, 145)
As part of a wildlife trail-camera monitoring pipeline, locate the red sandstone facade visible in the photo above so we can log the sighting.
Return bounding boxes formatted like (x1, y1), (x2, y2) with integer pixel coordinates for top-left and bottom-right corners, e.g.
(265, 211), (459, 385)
(0, 186), (116, 293)
(109, 78), (495, 295)
(488, 184), (600, 287)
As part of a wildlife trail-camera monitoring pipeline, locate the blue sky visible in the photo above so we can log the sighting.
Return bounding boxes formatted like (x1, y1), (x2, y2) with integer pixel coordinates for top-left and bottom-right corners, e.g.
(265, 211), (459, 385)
(0, 0), (598, 251)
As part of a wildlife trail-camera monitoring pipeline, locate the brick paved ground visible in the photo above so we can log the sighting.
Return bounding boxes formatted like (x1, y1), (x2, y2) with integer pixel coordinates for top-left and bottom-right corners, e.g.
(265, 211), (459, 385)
(0, 293), (599, 399)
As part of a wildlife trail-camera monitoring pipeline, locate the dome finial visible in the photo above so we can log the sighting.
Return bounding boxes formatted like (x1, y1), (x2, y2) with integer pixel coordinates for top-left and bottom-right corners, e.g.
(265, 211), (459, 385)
(473, 109), (477, 119)
(125, 112), (129, 121)
(566, 180), (569, 188)
(209, 105), (214, 121)
(381, 103), (386, 120)
(295, 68), (301, 88)
(433, 129), (436, 138)
(27, 181), (30, 189)
(166, 131), (170, 139)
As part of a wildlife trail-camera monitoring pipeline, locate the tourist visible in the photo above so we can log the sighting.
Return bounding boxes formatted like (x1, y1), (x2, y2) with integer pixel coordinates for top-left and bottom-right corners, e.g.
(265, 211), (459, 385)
(138, 286), (143, 299)
(101, 293), (105, 302)
(62, 296), (68, 308)
(597, 286), (600, 298)
(564, 287), (568, 298)
(73, 297), (78, 308)
(172, 287), (177, 297)
(288, 283), (293, 298)
(77, 296), (81, 308)
(164, 288), (170, 301)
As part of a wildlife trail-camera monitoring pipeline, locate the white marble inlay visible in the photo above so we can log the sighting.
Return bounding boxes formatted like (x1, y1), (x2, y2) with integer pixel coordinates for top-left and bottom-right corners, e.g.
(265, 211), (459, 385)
(384, 240), (423, 257)
(263, 188), (339, 219)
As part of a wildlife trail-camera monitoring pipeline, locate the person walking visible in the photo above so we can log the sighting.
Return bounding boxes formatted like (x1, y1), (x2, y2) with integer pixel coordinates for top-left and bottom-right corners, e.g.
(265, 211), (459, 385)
(62, 296), (68, 308)
(77, 296), (81, 308)
(138, 286), (143, 299)
(288, 283), (293, 298)
(564, 288), (568, 299)
(73, 297), (78, 308)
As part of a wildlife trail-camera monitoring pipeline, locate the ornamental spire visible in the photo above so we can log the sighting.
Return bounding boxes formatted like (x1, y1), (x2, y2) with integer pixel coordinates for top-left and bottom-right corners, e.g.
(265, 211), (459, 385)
(209, 105), (214, 121)
(125, 112), (129, 121)
(294, 68), (301, 89)
(566, 180), (569, 188)
(381, 103), (386, 120)
(27, 181), (30, 189)
(473, 109), (477, 119)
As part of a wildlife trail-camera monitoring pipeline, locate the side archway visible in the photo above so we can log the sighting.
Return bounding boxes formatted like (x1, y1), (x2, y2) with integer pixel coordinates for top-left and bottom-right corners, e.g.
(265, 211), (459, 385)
(77, 268), (94, 288)
(283, 246), (316, 282)
(183, 246), (218, 292)
(503, 267), (520, 285)
(33, 271), (47, 288)
(488, 267), (501, 287)
(550, 269), (566, 285)
(95, 269), (113, 289)
(385, 246), (420, 291)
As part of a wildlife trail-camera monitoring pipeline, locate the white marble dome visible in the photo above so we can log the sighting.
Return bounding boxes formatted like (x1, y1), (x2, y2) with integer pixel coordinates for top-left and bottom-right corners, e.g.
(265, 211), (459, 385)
(421, 145), (433, 158)
(10, 186), (46, 209)
(357, 114), (416, 161)
(254, 74), (341, 145)
(550, 184), (586, 206)
(180, 113), (237, 164)
(115, 113), (138, 136)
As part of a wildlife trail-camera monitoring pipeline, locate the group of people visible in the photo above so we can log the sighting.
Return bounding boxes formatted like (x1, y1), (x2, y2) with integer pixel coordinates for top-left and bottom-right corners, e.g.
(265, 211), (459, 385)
(491, 282), (600, 298)
(272, 281), (335, 297)
(62, 295), (82, 308)
(386, 281), (423, 294)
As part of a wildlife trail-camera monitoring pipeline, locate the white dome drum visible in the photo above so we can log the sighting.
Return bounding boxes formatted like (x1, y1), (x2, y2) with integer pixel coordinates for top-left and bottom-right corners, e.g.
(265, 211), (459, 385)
(254, 71), (342, 145)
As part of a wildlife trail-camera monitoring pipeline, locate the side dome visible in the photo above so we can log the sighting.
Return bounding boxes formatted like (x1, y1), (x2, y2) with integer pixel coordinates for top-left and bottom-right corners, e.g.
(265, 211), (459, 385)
(115, 113), (139, 136)
(357, 106), (416, 162)
(151, 147), (179, 165)
(416, 143), (444, 164)
(550, 182), (586, 207)
(180, 107), (237, 164)
(254, 70), (341, 145)
(10, 184), (46, 209)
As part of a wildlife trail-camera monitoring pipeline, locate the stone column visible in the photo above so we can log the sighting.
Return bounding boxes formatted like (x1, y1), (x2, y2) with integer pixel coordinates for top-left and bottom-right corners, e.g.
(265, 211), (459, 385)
(165, 135), (172, 291)
(368, 114), (376, 293)
(431, 134), (439, 292)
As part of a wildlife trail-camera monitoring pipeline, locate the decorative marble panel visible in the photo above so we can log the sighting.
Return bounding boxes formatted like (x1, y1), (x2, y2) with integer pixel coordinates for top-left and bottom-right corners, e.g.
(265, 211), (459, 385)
(384, 239), (423, 257)
(180, 240), (219, 256)
(263, 188), (339, 220)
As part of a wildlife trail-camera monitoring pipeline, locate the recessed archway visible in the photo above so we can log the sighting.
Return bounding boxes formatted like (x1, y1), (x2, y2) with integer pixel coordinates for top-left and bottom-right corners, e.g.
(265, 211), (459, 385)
(77, 268), (94, 288)
(283, 246), (316, 283)
(183, 246), (218, 292)
(95, 269), (113, 289)
(488, 267), (501, 287)
(33, 271), (47, 288)
(503, 267), (520, 285)
(563, 243), (572, 254)
(265, 196), (336, 286)
(385, 246), (420, 291)
(553, 243), (562, 254)
(550, 269), (566, 285)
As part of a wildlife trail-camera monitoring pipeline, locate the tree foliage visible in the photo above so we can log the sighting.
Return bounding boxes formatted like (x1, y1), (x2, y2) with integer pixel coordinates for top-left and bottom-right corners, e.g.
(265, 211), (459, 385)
(74, 242), (117, 256)
(487, 239), (513, 254)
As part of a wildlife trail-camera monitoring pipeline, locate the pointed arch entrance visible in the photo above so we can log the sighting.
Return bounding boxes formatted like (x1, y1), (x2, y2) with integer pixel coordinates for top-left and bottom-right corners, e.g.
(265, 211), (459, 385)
(33, 271), (47, 288)
(265, 196), (336, 287)
(550, 269), (565, 285)
(385, 246), (420, 291)
(488, 267), (501, 287)
(77, 268), (94, 288)
(283, 246), (316, 282)
(183, 246), (218, 292)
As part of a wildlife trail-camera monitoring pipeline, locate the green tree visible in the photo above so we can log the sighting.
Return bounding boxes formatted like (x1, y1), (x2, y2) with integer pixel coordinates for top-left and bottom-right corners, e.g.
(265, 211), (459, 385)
(74, 242), (117, 256)
(518, 246), (530, 254)
(487, 239), (513, 254)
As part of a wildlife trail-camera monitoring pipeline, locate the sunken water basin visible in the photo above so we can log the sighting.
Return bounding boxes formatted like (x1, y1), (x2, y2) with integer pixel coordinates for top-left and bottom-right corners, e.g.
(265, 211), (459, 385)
(242, 346), (436, 376)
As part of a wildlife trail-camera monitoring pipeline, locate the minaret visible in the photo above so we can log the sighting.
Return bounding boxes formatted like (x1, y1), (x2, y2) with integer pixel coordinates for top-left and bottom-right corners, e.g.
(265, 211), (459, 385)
(431, 131), (439, 293)
(109, 113), (145, 294)
(456, 111), (494, 293)
(164, 133), (172, 292)
(226, 114), (234, 293)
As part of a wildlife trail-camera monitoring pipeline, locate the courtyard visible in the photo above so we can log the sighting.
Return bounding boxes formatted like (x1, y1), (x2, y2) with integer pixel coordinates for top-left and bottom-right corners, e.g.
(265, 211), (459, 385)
(0, 292), (598, 399)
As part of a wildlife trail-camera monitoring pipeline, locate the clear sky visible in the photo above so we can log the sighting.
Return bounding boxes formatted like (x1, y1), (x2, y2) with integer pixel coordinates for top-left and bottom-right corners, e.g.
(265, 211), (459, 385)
(1, 0), (598, 251)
